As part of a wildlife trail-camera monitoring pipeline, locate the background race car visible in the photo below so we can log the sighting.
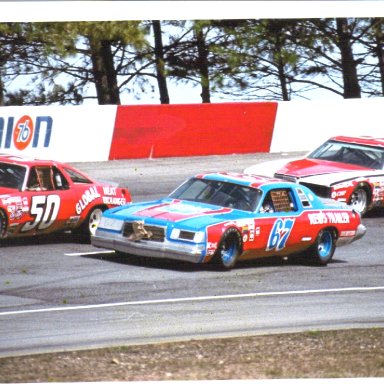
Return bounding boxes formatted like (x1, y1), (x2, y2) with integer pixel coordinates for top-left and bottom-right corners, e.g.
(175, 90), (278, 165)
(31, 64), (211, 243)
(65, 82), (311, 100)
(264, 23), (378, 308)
(92, 172), (366, 269)
(0, 154), (131, 241)
(244, 136), (384, 216)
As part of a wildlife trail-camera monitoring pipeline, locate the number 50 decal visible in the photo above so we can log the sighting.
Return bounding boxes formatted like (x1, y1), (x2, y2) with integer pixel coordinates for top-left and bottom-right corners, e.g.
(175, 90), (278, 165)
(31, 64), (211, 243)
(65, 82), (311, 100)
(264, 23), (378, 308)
(22, 195), (61, 232)
(266, 218), (295, 252)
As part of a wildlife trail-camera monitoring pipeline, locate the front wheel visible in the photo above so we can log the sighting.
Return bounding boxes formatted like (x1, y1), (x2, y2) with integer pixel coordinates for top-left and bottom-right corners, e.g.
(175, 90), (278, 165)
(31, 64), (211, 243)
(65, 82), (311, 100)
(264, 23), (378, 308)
(304, 229), (336, 266)
(213, 228), (242, 269)
(0, 209), (7, 240)
(349, 187), (369, 216)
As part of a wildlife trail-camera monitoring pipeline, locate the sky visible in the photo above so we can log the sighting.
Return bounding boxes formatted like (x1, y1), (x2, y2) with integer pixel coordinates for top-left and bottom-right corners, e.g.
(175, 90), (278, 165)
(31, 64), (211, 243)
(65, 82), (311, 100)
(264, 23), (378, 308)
(2, 1), (384, 105)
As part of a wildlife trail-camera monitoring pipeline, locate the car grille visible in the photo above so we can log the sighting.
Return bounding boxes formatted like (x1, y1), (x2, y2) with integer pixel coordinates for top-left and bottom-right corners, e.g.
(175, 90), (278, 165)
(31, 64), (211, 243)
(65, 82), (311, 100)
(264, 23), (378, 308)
(274, 173), (297, 183)
(299, 182), (332, 198)
(123, 222), (165, 242)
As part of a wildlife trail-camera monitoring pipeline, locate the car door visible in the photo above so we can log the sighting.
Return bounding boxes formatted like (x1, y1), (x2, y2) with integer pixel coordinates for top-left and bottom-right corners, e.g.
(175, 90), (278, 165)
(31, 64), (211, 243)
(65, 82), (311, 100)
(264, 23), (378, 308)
(20, 165), (77, 235)
(246, 186), (307, 258)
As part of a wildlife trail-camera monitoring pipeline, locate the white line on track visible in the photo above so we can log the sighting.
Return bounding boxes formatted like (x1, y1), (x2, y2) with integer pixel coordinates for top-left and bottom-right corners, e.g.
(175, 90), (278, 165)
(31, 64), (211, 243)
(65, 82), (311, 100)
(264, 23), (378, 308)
(65, 250), (115, 256)
(1, 286), (384, 317)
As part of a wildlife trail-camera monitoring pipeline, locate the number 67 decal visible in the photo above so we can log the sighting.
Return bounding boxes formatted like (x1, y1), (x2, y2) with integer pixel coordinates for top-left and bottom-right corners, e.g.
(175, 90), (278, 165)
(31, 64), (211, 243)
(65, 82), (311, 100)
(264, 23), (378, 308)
(266, 218), (295, 252)
(22, 195), (61, 232)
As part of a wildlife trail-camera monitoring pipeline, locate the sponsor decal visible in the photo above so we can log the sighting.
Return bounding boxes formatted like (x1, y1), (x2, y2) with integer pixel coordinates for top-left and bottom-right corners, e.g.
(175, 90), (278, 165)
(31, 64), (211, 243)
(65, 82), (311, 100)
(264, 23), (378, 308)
(242, 222), (256, 242)
(340, 230), (356, 237)
(103, 196), (126, 206)
(331, 190), (347, 198)
(22, 194), (61, 232)
(101, 186), (126, 206)
(207, 242), (218, 255)
(267, 218), (295, 252)
(0, 115), (52, 150)
(76, 186), (101, 214)
(308, 211), (350, 225)
(2, 196), (29, 220)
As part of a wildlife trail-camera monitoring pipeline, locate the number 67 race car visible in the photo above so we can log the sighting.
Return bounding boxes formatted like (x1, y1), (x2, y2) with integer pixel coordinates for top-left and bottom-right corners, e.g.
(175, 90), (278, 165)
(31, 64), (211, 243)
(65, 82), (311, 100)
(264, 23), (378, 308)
(0, 154), (131, 242)
(92, 172), (366, 269)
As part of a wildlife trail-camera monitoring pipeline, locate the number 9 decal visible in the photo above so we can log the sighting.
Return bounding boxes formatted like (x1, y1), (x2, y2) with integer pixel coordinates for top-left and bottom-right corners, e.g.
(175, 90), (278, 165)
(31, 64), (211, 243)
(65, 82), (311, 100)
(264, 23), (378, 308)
(22, 195), (61, 232)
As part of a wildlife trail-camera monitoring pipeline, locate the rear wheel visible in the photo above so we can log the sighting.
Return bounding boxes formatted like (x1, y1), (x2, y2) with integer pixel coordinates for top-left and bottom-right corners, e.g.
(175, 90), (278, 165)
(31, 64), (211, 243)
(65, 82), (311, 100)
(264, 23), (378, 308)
(349, 187), (369, 216)
(305, 229), (336, 266)
(73, 206), (105, 240)
(213, 228), (242, 269)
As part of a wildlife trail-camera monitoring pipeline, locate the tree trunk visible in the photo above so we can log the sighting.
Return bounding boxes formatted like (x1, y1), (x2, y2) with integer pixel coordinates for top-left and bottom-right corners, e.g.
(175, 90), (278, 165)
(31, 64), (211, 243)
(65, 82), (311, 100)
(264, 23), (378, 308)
(88, 38), (120, 105)
(152, 21), (170, 104)
(372, 19), (384, 96)
(195, 28), (210, 103)
(336, 18), (361, 98)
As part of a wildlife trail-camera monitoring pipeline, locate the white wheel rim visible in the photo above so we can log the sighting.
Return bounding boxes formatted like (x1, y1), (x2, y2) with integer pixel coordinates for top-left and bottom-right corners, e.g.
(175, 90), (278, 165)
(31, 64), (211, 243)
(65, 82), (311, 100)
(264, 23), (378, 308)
(88, 209), (103, 236)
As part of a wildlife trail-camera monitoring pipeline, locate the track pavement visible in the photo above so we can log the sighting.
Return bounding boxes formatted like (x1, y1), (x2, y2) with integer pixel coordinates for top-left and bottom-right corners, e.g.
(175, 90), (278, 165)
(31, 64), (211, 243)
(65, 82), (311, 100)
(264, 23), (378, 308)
(0, 153), (383, 357)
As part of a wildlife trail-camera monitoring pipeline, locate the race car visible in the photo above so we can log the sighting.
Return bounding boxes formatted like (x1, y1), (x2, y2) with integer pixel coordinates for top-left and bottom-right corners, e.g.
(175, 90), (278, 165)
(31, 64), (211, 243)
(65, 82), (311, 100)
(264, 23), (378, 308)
(91, 172), (366, 269)
(0, 154), (131, 241)
(244, 136), (384, 216)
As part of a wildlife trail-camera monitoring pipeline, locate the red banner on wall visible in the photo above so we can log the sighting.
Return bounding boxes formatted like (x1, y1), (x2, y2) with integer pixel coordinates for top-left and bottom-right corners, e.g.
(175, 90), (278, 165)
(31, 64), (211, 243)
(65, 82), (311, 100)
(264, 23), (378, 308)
(109, 102), (278, 159)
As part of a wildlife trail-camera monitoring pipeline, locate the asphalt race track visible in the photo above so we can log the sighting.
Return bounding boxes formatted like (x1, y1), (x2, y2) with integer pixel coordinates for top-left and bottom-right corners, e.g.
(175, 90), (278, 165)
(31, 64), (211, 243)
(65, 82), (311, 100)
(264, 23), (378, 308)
(0, 153), (383, 357)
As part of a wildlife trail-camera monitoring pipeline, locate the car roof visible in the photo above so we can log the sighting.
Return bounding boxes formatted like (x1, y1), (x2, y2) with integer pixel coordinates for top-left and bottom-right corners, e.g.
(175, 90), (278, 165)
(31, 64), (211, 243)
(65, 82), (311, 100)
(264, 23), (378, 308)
(331, 136), (384, 148)
(195, 172), (289, 189)
(0, 154), (62, 167)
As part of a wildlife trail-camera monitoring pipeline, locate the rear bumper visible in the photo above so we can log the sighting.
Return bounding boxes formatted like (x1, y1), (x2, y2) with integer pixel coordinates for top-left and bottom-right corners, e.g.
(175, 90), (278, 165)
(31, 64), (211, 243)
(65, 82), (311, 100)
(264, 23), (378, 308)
(336, 223), (366, 247)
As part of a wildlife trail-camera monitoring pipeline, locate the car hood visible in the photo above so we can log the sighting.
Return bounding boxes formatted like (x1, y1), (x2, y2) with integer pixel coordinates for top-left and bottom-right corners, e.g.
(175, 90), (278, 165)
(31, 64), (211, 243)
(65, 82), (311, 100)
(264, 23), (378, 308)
(105, 198), (248, 230)
(277, 158), (370, 176)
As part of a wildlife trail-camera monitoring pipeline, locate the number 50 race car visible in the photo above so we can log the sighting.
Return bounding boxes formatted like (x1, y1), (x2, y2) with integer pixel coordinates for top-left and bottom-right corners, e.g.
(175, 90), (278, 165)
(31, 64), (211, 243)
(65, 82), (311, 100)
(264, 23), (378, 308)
(0, 155), (131, 241)
(92, 172), (366, 269)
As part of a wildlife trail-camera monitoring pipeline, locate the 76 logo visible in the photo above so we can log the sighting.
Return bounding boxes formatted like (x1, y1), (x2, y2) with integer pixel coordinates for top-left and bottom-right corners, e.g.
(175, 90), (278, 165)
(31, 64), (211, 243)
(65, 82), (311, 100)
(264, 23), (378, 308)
(266, 218), (295, 252)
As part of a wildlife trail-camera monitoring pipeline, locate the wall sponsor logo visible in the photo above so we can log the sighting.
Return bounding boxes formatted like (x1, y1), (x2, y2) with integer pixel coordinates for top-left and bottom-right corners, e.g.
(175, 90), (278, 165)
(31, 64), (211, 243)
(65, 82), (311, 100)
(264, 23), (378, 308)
(0, 115), (53, 150)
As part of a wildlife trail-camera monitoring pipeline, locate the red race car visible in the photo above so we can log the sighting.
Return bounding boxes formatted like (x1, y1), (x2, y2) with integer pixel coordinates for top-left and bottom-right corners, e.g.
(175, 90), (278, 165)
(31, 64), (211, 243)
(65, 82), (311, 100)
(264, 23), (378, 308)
(245, 136), (384, 216)
(0, 154), (131, 241)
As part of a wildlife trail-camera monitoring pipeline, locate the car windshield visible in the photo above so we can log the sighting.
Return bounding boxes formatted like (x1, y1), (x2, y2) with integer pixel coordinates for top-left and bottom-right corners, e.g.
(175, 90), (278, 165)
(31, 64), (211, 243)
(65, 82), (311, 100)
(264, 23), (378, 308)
(308, 140), (384, 170)
(169, 178), (262, 212)
(0, 162), (26, 189)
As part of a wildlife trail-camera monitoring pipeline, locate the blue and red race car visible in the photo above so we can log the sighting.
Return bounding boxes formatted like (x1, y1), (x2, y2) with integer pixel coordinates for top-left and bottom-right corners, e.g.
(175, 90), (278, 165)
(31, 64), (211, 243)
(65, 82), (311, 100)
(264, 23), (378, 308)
(92, 172), (366, 269)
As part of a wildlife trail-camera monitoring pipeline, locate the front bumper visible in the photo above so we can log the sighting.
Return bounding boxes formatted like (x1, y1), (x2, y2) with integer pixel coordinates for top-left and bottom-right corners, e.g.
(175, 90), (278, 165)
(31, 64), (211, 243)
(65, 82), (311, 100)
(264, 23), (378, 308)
(91, 230), (206, 264)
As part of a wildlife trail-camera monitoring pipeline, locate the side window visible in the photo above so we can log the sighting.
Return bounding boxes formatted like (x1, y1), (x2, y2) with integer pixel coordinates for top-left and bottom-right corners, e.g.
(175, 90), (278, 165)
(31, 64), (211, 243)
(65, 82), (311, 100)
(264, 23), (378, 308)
(260, 189), (297, 213)
(64, 167), (92, 184)
(27, 166), (69, 191)
(27, 167), (54, 191)
(296, 188), (312, 208)
(52, 167), (69, 190)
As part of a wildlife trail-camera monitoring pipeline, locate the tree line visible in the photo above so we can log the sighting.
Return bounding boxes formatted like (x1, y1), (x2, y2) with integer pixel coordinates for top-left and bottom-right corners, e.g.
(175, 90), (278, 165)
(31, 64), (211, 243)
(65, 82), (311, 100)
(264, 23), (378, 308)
(0, 18), (383, 106)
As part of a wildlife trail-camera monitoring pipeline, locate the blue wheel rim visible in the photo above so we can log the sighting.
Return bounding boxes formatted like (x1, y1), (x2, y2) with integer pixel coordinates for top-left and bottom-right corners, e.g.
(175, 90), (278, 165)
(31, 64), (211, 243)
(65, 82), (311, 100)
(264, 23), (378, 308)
(318, 231), (332, 259)
(222, 242), (237, 265)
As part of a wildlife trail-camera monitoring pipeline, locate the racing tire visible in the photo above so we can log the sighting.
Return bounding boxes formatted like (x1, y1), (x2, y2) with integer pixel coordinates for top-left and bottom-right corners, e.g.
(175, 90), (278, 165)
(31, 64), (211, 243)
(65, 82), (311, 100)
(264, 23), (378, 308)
(304, 229), (336, 266)
(0, 209), (7, 239)
(213, 228), (242, 270)
(73, 206), (106, 241)
(348, 186), (369, 216)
